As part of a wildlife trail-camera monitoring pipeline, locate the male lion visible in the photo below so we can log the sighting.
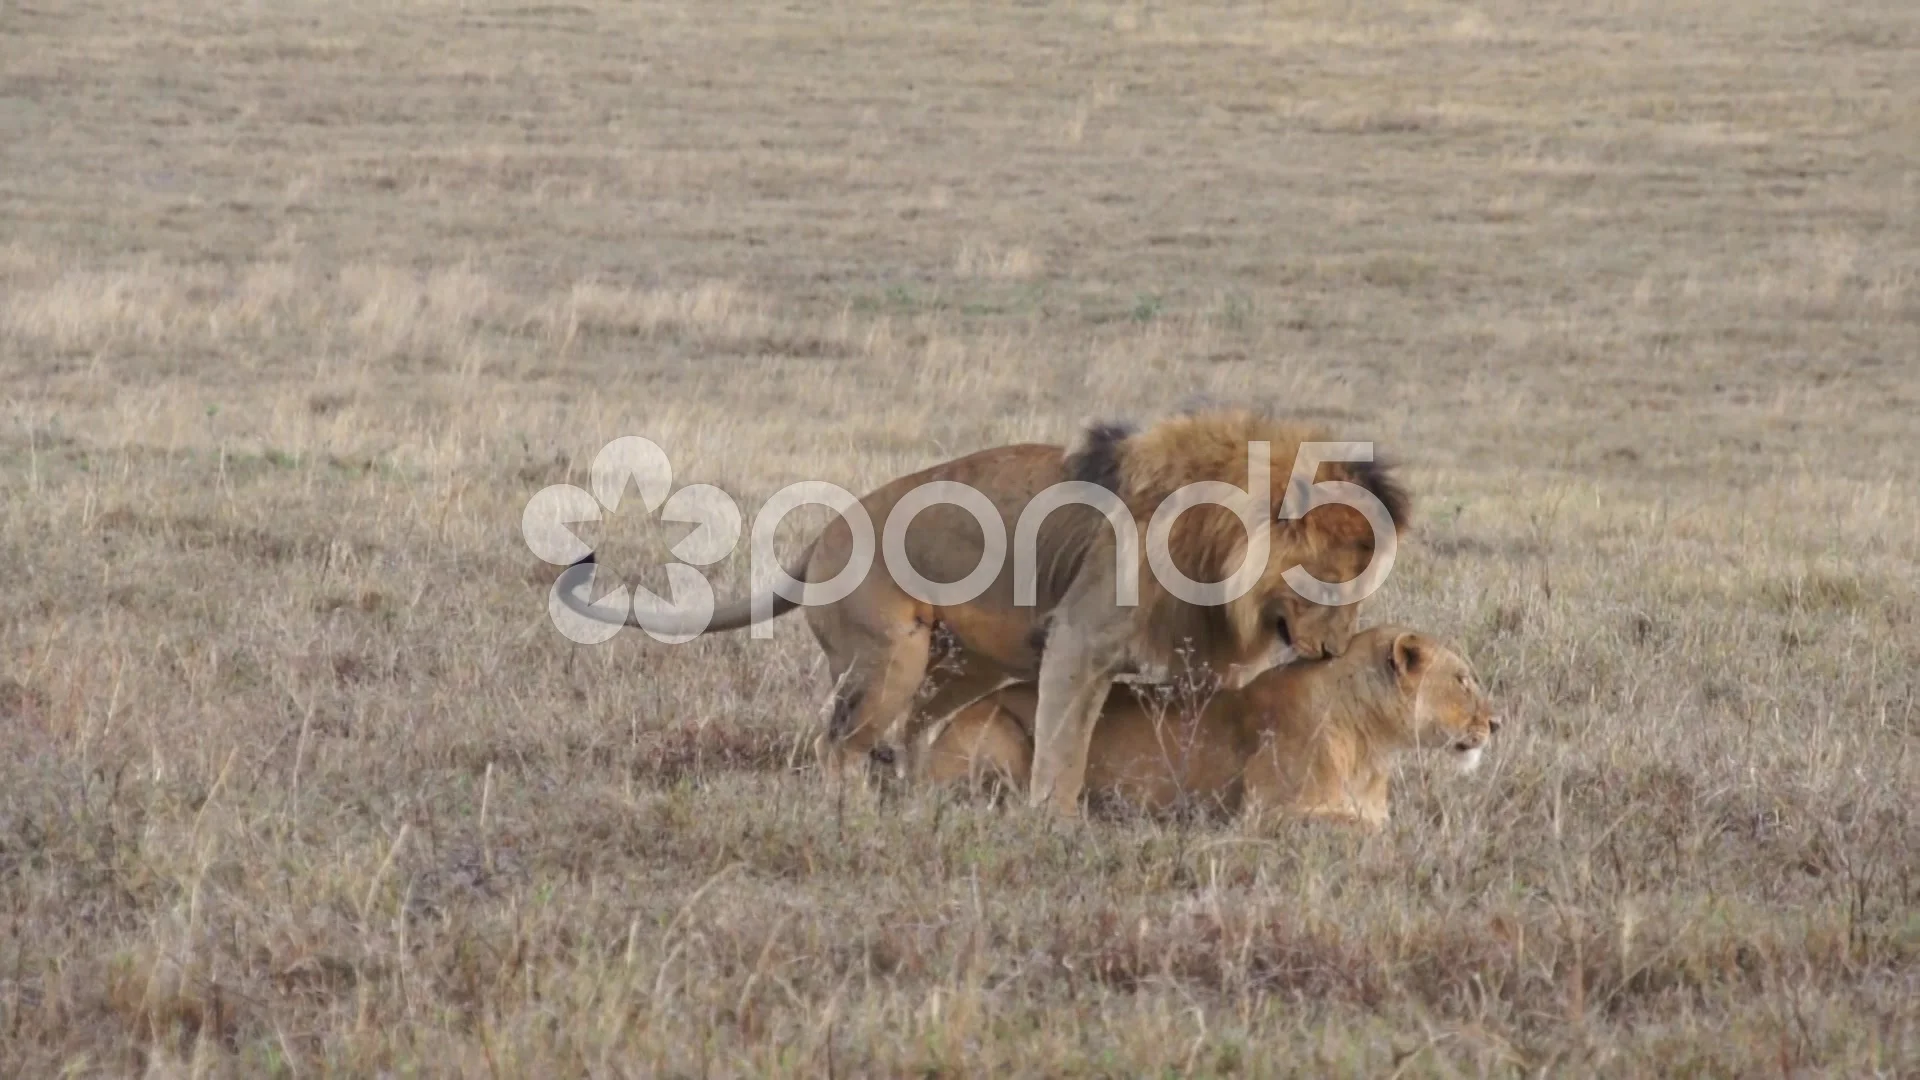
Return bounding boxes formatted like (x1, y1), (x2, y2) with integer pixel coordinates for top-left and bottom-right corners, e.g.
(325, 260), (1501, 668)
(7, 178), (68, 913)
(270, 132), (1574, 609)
(921, 624), (1500, 829)
(556, 408), (1409, 816)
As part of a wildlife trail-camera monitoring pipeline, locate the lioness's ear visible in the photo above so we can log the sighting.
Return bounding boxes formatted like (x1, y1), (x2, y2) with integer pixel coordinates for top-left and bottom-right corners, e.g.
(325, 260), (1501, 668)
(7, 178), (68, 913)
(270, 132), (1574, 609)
(1390, 632), (1425, 677)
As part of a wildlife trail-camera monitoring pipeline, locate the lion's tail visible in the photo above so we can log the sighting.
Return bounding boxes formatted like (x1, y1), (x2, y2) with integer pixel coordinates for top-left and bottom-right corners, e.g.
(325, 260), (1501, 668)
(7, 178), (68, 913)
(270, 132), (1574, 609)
(552, 546), (812, 635)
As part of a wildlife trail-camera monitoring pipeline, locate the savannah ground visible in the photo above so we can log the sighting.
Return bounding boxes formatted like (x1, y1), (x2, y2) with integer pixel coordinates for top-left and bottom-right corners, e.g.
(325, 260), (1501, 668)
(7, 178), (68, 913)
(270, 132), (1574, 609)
(2, 0), (1917, 1074)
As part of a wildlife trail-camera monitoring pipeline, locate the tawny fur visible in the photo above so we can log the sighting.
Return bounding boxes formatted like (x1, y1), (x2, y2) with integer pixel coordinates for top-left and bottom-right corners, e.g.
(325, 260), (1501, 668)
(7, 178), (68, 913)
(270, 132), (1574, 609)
(920, 624), (1496, 829)
(555, 408), (1411, 816)
(1111, 408), (1408, 677)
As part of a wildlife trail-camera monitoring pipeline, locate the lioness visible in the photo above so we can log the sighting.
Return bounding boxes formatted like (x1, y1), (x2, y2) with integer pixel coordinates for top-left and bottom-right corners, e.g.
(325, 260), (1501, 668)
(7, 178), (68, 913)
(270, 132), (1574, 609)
(556, 408), (1409, 817)
(920, 624), (1498, 829)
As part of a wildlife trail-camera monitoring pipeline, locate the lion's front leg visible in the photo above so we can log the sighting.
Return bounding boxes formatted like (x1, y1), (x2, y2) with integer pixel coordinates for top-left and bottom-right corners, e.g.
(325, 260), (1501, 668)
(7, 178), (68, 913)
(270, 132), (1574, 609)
(1024, 561), (1136, 816)
(1025, 625), (1126, 817)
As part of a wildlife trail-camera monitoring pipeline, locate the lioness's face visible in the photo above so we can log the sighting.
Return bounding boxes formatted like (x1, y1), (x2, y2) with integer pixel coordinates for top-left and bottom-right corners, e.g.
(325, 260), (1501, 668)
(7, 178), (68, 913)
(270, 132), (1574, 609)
(1393, 633), (1500, 773)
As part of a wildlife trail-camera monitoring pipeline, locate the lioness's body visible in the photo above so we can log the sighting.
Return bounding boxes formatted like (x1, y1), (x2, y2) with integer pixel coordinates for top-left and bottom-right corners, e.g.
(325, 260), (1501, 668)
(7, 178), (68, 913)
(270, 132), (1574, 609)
(558, 409), (1409, 816)
(922, 625), (1498, 828)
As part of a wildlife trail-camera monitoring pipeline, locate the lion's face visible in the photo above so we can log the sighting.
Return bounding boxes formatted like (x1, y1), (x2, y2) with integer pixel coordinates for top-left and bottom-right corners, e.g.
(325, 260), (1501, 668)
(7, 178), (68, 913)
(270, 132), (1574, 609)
(1392, 632), (1500, 774)
(1119, 409), (1409, 678)
(1267, 579), (1358, 662)
(1254, 537), (1376, 662)
(1255, 501), (1397, 662)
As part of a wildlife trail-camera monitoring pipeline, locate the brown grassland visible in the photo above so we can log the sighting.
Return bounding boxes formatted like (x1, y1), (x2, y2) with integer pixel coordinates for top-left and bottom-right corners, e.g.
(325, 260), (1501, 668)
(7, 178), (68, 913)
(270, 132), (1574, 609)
(3, 0), (1918, 1074)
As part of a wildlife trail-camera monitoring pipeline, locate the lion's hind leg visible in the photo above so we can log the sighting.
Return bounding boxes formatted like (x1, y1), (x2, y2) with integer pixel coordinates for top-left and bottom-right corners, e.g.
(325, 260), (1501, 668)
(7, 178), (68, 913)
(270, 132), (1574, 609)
(812, 617), (933, 789)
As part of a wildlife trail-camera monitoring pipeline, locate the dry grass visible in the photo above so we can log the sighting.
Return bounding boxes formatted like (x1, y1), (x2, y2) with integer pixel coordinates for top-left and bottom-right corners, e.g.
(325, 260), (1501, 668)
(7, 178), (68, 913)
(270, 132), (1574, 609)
(3, 0), (1918, 1074)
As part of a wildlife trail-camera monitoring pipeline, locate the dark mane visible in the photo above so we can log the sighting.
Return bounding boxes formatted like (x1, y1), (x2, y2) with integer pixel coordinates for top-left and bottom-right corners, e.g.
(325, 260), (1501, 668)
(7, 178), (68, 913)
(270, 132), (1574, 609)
(1340, 453), (1412, 530)
(1062, 419), (1135, 494)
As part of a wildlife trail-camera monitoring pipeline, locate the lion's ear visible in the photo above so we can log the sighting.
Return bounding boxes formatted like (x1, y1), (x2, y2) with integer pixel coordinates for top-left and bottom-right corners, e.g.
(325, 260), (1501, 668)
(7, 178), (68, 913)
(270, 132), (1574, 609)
(1273, 473), (1332, 552)
(1300, 500), (1376, 548)
(1281, 471), (1312, 517)
(1390, 632), (1425, 677)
